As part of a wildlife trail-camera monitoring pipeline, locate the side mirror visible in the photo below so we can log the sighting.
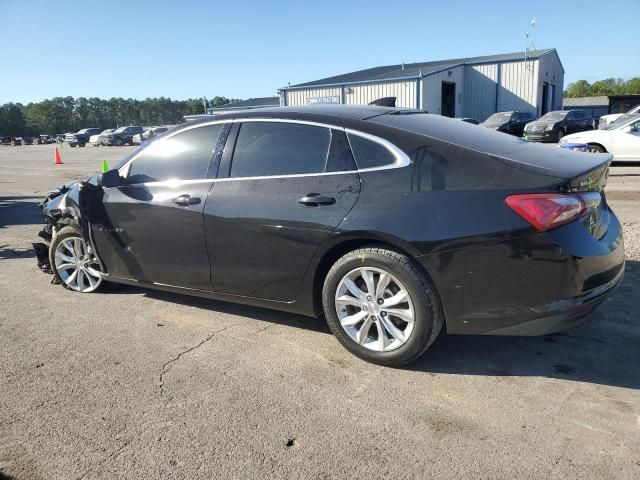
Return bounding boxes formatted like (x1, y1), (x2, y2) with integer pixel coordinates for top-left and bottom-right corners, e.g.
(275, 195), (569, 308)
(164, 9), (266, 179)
(101, 169), (122, 188)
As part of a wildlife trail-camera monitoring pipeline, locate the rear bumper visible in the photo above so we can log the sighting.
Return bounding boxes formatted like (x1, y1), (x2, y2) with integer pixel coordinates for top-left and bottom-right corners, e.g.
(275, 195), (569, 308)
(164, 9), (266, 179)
(481, 264), (623, 335)
(417, 208), (625, 335)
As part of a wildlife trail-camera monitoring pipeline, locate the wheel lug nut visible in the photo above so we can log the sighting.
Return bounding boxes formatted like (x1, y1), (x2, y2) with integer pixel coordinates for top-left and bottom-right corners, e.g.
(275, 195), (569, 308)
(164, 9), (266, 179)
(381, 312), (387, 317)
(377, 299), (383, 305)
(367, 296), (372, 301)
(362, 306), (368, 311)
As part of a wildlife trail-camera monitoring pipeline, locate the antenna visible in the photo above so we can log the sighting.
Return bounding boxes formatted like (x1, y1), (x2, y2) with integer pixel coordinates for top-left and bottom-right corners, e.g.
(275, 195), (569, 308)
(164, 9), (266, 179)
(524, 18), (536, 71)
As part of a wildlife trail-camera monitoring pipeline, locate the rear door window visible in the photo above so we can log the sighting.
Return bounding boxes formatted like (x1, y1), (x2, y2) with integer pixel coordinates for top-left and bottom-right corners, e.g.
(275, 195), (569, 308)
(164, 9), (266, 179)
(347, 133), (396, 170)
(127, 124), (222, 183)
(230, 122), (331, 178)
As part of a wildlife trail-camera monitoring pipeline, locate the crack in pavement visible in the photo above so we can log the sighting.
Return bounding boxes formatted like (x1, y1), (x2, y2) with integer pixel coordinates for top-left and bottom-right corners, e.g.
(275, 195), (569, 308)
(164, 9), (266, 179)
(159, 322), (244, 397)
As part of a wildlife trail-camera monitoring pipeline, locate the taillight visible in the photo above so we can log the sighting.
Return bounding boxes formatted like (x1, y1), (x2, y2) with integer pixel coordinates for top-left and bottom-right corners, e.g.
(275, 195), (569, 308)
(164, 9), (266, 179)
(506, 192), (601, 231)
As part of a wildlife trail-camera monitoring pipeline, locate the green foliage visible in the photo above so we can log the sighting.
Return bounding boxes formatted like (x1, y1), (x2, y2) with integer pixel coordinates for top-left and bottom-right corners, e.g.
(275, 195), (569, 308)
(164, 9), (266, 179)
(564, 77), (640, 98)
(0, 96), (239, 136)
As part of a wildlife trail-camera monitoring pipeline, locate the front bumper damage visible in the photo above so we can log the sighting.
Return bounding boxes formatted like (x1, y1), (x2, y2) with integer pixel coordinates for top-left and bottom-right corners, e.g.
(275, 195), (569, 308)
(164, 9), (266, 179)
(32, 180), (101, 281)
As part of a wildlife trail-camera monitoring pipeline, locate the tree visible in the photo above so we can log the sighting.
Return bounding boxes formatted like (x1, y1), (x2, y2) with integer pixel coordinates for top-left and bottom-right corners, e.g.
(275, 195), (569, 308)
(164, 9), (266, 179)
(565, 77), (640, 97)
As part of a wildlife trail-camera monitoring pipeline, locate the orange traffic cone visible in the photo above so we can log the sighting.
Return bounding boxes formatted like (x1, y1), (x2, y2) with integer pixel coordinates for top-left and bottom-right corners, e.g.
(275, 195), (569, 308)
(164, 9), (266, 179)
(54, 147), (63, 165)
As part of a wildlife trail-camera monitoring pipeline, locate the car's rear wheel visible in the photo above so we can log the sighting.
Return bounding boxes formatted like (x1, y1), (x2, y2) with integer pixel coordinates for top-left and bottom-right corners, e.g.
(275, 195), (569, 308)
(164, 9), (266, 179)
(50, 226), (103, 293)
(587, 144), (606, 153)
(322, 247), (443, 367)
(69, 143), (76, 148)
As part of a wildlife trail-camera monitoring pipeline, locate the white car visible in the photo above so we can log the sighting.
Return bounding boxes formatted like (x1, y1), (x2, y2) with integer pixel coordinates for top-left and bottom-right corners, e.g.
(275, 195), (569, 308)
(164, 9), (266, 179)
(598, 104), (640, 129)
(89, 129), (114, 146)
(560, 113), (640, 162)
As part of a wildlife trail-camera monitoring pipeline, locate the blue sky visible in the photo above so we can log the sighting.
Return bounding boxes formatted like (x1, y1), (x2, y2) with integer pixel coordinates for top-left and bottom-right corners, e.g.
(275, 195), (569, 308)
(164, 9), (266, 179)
(1, 0), (638, 104)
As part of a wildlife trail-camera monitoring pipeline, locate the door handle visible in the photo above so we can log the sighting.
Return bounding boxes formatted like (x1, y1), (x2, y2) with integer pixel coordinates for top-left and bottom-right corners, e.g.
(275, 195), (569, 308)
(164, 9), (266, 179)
(173, 194), (201, 206)
(297, 193), (336, 207)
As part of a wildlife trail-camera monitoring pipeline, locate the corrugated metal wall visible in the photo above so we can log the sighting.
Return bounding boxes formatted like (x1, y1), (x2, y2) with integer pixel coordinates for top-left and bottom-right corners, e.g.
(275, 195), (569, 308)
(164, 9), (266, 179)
(421, 66), (465, 115)
(537, 52), (565, 116)
(497, 60), (538, 113)
(286, 87), (342, 107)
(284, 82), (416, 108)
(344, 81), (416, 108)
(463, 64), (498, 121)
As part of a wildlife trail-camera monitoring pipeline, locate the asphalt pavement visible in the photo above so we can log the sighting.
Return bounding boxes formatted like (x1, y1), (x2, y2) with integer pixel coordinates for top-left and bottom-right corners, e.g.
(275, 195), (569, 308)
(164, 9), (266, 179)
(1, 144), (639, 479)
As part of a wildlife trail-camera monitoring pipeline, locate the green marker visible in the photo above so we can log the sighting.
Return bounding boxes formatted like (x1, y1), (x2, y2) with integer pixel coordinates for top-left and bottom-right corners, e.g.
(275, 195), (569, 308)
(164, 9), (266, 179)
(101, 159), (110, 173)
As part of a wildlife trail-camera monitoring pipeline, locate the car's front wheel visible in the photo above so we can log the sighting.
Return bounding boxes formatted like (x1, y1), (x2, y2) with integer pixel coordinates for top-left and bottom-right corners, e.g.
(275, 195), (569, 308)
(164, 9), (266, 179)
(50, 225), (103, 293)
(322, 247), (443, 367)
(556, 129), (565, 142)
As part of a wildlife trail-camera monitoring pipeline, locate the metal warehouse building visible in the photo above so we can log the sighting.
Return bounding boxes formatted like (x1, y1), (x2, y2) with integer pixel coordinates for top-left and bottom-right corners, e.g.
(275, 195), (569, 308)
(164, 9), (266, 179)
(279, 49), (564, 121)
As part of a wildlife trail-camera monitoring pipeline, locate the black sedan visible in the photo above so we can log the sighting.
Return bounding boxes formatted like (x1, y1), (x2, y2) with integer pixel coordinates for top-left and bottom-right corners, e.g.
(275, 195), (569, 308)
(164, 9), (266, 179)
(524, 109), (594, 143)
(33, 106), (625, 366)
(481, 111), (535, 137)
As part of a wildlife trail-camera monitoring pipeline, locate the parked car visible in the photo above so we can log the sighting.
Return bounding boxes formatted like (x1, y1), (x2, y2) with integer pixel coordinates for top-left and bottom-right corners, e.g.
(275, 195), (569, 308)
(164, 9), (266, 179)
(133, 126), (171, 145)
(56, 134), (66, 143)
(34, 135), (56, 144)
(598, 104), (640, 129)
(102, 126), (143, 146)
(34, 106), (624, 367)
(90, 129), (114, 147)
(524, 109), (594, 143)
(560, 112), (640, 162)
(481, 111), (535, 137)
(66, 128), (102, 147)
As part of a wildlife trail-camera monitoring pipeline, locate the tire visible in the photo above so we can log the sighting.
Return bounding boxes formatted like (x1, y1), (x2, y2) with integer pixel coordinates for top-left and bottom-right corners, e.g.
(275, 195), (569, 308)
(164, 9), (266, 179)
(587, 144), (606, 153)
(78, 142), (85, 147)
(556, 129), (565, 142)
(50, 225), (103, 293)
(322, 247), (443, 367)
(114, 138), (124, 146)
(69, 143), (76, 148)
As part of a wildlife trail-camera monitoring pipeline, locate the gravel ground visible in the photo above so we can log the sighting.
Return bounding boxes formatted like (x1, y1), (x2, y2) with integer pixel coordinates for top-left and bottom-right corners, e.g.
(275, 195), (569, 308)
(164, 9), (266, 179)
(0, 145), (639, 480)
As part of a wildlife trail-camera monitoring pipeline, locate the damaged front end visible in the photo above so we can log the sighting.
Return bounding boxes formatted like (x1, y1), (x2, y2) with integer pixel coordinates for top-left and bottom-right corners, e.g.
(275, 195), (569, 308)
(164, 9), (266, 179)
(32, 178), (102, 277)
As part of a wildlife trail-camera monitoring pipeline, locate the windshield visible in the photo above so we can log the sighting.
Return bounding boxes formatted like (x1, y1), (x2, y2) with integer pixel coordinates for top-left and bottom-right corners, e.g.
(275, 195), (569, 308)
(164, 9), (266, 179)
(606, 112), (640, 130)
(101, 129), (112, 134)
(540, 111), (568, 121)
(485, 112), (512, 123)
(77, 128), (89, 134)
(113, 127), (127, 133)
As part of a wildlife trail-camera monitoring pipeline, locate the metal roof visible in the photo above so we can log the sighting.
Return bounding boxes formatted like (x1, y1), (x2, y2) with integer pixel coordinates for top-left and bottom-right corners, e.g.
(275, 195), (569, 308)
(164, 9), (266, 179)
(285, 49), (556, 90)
(563, 96), (609, 107)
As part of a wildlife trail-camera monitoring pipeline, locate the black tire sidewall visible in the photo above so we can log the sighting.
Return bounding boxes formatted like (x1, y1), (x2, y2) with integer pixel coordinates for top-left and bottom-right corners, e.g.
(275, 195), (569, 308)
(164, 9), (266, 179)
(322, 249), (437, 366)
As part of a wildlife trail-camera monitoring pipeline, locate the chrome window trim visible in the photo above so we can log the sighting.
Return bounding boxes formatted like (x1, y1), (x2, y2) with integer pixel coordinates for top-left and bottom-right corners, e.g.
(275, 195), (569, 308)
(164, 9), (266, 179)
(119, 117), (411, 184)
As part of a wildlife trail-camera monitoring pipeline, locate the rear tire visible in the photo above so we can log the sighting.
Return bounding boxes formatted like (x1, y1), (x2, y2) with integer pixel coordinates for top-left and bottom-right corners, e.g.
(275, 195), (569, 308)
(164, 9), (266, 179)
(322, 247), (443, 367)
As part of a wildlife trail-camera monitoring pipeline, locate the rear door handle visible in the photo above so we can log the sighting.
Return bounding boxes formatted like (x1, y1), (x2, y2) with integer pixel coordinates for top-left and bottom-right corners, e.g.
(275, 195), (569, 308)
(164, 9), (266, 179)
(173, 194), (201, 206)
(297, 193), (336, 207)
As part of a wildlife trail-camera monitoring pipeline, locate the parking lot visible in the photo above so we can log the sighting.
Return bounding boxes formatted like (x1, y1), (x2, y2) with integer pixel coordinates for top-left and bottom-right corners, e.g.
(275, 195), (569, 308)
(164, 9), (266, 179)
(1, 144), (639, 479)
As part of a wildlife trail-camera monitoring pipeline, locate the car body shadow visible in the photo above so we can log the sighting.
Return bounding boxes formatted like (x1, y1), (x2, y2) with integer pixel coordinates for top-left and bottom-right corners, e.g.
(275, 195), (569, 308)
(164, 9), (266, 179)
(0, 196), (42, 228)
(106, 261), (639, 390)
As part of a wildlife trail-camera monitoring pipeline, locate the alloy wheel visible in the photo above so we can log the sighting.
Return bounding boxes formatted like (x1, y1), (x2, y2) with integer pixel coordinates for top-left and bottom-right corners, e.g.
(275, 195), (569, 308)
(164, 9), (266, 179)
(335, 267), (415, 352)
(54, 236), (103, 292)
